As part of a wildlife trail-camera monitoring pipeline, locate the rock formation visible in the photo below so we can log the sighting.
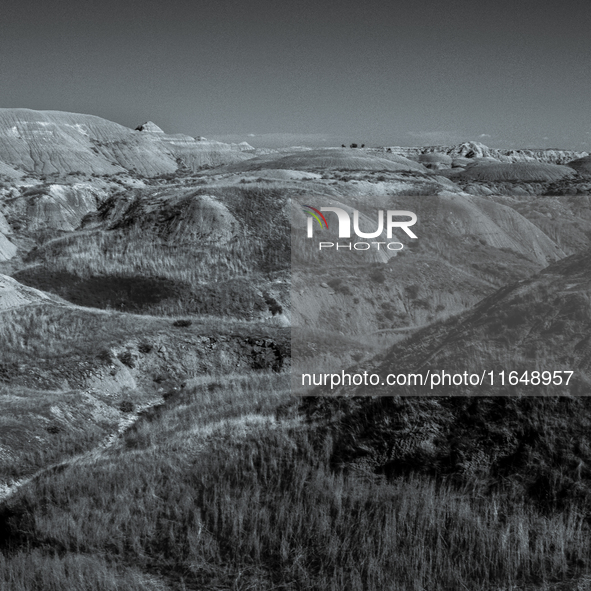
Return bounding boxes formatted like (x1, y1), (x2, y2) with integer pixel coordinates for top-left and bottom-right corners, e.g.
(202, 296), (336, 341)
(0, 109), (253, 177)
(384, 141), (588, 165)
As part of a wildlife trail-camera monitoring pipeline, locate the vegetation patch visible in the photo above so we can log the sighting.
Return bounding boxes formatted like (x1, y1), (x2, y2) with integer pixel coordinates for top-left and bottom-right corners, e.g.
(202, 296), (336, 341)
(14, 268), (185, 312)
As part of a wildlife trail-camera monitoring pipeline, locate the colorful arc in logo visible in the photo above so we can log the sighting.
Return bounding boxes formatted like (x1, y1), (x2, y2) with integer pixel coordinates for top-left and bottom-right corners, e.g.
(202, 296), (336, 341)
(302, 205), (328, 229)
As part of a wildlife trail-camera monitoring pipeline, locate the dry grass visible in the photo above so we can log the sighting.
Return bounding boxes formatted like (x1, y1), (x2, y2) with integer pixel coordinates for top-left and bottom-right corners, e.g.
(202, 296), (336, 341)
(27, 185), (291, 282)
(2, 373), (591, 590)
(30, 228), (260, 283)
(0, 304), (159, 365)
(0, 550), (165, 590)
(0, 303), (280, 368)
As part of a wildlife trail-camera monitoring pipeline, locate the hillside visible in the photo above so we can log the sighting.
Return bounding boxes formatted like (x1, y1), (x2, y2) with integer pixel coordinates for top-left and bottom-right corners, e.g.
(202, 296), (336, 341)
(384, 141), (588, 165)
(569, 155), (591, 175)
(220, 148), (428, 173)
(0, 109), (252, 177)
(325, 248), (591, 396)
(2, 108), (591, 589)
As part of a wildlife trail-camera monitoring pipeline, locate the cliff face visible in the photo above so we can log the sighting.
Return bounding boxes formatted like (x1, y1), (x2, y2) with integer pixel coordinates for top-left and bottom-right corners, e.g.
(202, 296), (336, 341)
(0, 160), (23, 178)
(0, 109), (253, 177)
(25, 184), (105, 232)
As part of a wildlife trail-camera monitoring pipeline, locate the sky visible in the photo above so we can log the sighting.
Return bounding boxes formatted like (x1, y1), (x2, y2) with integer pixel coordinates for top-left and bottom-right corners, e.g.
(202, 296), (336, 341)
(1, 0), (590, 149)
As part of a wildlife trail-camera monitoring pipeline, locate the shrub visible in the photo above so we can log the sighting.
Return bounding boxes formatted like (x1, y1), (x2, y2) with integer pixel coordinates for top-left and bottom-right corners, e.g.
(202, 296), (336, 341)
(369, 268), (386, 283)
(328, 278), (353, 296)
(119, 400), (134, 413)
(138, 342), (153, 354)
(117, 351), (135, 368)
(96, 348), (113, 364)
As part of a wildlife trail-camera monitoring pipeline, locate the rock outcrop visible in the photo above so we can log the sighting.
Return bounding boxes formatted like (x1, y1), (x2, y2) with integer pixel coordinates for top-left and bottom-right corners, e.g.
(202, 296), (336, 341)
(96, 189), (240, 245)
(0, 273), (53, 311)
(0, 233), (17, 261)
(135, 121), (165, 133)
(0, 209), (17, 261)
(0, 160), (23, 178)
(383, 142), (588, 165)
(24, 183), (106, 232)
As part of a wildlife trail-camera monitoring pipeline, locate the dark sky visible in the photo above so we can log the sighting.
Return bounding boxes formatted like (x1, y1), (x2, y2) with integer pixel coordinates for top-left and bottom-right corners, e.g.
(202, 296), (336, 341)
(1, 0), (590, 149)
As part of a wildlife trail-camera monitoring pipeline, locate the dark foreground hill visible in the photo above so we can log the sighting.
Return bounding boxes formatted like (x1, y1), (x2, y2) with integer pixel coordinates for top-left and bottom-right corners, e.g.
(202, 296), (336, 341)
(299, 249), (591, 519)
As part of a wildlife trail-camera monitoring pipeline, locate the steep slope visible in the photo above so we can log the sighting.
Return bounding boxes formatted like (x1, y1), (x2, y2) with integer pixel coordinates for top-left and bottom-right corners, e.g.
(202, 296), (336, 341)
(0, 234), (17, 262)
(0, 211), (17, 261)
(488, 193), (591, 256)
(135, 121), (254, 171)
(0, 109), (140, 175)
(424, 192), (564, 265)
(568, 155), (591, 175)
(453, 162), (576, 183)
(0, 273), (54, 311)
(93, 189), (240, 245)
(0, 109), (251, 177)
(326, 248), (591, 396)
(0, 160), (23, 179)
(24, 183), (106, 232)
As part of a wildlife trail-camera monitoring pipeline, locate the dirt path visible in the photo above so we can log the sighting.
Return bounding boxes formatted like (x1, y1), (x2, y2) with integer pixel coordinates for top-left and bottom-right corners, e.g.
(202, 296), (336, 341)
(0, 394), (164, 505)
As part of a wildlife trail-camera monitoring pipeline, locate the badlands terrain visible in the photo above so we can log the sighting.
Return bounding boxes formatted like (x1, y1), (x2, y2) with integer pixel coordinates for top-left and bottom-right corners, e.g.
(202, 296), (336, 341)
(1, 109), (591, 589)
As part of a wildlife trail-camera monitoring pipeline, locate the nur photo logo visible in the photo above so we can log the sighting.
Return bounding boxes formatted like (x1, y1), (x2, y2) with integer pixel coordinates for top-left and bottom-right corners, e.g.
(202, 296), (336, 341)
(302, 205), (418, 251)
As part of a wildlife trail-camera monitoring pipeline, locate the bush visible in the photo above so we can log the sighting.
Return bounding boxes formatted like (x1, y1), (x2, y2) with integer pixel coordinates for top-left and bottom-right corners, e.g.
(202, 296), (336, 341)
(119, 400), (134, 413)
(138, 342), (153, 354)
(96, 349), (113, 364)
(328, 278), (353, 296)
(405, 284), (420, 299)
(369, 268), (386, 283)
(117, 351), (135, 368)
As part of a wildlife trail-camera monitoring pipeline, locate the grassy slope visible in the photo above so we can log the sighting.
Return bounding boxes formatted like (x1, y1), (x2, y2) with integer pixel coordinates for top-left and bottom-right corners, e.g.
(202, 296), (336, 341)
(321, 248), (591, 397)
(2, 375), (591, 590)
(0, 302), (289, 484)
(15, 185), (291, 319)
(3, 158), (591, 590)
